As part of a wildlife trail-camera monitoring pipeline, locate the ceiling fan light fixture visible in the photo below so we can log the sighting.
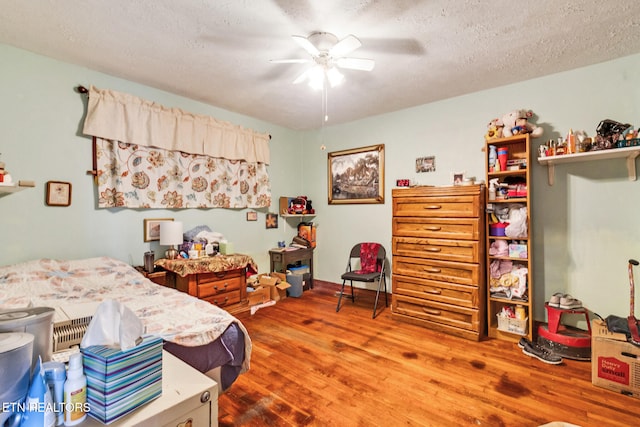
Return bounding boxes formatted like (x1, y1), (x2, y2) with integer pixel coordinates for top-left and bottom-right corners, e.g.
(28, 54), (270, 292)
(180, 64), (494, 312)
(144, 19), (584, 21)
(306, 66), (324, 91)
(326, 67), (344, 88)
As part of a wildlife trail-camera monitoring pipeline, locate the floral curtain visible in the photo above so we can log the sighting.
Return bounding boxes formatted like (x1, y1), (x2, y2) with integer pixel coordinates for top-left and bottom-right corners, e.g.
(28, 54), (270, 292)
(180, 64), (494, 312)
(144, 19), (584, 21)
(82, 86), (272, 209)
(96, 138), (271, 209)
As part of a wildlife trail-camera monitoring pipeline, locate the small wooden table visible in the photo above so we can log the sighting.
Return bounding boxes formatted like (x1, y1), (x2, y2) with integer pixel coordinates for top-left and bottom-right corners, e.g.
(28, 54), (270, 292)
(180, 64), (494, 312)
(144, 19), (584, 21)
(269, 247), (314, 289)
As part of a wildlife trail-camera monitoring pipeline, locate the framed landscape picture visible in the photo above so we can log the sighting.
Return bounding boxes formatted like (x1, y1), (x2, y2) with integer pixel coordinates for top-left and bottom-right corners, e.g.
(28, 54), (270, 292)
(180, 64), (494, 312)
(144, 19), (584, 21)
(327, 144), (385, 204)
(143, 218), (174, 242)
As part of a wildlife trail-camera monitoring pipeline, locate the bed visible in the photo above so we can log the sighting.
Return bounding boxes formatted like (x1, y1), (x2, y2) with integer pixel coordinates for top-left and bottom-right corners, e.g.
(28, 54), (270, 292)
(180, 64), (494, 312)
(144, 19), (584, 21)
(0, 256), (252, 391)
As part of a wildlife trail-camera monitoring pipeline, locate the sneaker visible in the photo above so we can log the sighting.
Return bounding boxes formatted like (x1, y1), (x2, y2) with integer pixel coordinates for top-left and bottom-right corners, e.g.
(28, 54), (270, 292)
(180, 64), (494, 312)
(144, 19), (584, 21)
(521, 341), (563, 365)
(517, 337), (530, 349)
(548, 292), (564, 307)
(559, 294), (582, 310)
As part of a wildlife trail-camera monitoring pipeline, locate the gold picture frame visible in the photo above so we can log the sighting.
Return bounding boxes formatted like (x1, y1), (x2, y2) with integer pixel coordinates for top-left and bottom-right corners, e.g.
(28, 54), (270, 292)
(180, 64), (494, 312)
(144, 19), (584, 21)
(45, 181), (72, 206)
(327, 144), (385, 204)
(143, 218), (174, 242)
(246, 211), (258, 221)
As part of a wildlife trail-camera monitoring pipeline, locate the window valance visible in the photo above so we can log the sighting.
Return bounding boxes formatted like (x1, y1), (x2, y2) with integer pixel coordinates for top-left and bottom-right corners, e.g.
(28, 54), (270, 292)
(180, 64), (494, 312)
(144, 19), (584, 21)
(82, 86), (270, 165)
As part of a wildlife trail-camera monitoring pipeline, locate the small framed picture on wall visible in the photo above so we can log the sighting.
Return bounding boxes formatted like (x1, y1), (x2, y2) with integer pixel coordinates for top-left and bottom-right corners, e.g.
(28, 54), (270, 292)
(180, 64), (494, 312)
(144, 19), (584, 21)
(45, 181), (72, 206)
(265, 213), (278, 229)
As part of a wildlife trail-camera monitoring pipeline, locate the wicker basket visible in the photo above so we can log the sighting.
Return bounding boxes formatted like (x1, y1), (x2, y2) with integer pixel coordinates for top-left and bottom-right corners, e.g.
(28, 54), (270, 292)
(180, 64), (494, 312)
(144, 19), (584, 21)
(496, 314), (528, 335)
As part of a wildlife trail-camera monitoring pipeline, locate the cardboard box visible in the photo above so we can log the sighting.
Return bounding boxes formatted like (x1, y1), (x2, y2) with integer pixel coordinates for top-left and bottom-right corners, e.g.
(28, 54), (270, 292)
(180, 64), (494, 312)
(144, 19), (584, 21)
(591, 319), (640, 398)
(248, 286), (270, 306)
(257, 273), (291, 301)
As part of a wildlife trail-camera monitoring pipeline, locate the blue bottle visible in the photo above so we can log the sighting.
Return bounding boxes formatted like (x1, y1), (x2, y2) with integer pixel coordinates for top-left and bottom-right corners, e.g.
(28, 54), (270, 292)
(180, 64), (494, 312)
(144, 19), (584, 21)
(488, 146), (497, 171)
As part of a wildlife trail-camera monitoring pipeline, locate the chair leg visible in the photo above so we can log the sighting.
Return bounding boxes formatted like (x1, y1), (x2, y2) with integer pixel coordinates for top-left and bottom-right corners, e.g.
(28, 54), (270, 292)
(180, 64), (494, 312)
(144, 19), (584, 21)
(349, 281), (355, 302)
(372, 276), (385, 319)
(336, 279), (347, 312)
(383, 276), (388, 307)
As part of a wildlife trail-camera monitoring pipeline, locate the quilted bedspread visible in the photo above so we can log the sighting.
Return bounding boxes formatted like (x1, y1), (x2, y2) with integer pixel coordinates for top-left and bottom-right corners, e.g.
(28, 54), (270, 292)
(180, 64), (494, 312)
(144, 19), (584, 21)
(0, 256), (252, 373)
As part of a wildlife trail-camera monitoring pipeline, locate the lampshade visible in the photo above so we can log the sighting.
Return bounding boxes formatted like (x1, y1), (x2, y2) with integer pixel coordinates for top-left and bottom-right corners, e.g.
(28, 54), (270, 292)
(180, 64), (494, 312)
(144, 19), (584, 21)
(159, 221), (183, 246)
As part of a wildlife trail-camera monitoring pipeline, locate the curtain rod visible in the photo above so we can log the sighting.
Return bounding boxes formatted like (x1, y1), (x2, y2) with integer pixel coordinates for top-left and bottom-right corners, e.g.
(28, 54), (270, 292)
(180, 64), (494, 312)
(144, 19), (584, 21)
(74, 85), (271, 139)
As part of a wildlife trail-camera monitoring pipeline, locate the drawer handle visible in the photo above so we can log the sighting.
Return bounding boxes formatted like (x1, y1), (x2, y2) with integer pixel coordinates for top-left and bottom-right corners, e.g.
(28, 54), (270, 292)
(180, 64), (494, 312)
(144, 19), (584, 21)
(424, 205), (442, 210)
(215, 297), (229, 306)
(424, 226), (441, 231)
(201, 390), (211, 403)
(213, 284), (228, 291)
(422, 308), (441, 316)
(423, 267), (441, 273)
(424, 289), (441, 295)
(426, 247), (441, 252)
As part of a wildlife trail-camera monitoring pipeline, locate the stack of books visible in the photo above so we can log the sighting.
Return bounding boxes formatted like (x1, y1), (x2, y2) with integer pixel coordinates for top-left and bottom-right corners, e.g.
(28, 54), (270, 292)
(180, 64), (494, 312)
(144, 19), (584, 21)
(82, 335), (163, 424)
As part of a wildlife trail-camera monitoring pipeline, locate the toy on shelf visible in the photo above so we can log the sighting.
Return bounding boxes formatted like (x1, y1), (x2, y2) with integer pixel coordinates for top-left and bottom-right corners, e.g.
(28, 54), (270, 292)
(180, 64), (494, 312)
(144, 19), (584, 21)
(501, 109), (543, 139)
(287, 196), (315, 215)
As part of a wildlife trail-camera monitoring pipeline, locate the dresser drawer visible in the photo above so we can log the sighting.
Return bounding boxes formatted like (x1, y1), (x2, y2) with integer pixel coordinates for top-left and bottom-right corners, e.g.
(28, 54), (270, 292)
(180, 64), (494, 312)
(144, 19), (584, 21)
(202, 290), (241, 308)
(392, 294), (480, 333)
(197, 268), (243, 284)
(393, 275), (478, 308)
(197, 276), (243, 299)
(392, 217), (480, 240)
(393, 237), (480, 263)
(392, 195), (480, 218)
(392, 256), (480, 286)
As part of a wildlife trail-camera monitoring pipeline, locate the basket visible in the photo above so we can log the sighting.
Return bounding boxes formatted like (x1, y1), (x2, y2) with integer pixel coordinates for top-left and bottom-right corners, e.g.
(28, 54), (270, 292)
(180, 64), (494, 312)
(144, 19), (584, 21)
(496, 314), (528, 335)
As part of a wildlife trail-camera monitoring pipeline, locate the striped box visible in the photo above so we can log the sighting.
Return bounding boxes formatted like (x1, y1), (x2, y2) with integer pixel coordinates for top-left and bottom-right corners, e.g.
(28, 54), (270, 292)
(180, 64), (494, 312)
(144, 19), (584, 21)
(82, 335), (163, 424)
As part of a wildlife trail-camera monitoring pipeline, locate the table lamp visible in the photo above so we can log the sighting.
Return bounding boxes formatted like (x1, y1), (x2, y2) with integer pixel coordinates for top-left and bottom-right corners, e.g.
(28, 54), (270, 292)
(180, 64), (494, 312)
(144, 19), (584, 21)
(159, 221), (183, 260)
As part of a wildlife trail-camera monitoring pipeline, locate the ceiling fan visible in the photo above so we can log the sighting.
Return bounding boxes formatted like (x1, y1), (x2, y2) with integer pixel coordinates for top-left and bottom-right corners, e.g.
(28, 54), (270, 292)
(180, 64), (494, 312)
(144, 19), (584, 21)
(270, 32), (375, 90)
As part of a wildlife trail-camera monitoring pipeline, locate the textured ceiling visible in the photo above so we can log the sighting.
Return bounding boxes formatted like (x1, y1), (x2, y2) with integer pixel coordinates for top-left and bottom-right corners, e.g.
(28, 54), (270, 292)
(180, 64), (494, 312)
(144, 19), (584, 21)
(1, 0), (640, 130)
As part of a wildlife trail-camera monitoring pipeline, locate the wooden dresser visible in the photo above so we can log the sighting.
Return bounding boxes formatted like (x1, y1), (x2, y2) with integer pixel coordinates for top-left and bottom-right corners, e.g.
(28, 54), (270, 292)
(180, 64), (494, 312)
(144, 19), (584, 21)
(172, 268), (247, 311)
(391, 185), (486, 341)
(155, 255), (257, 315)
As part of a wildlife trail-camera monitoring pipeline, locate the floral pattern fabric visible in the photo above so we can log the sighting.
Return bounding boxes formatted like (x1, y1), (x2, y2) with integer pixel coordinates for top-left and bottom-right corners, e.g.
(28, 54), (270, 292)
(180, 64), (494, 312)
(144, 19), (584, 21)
(0, 257), (252, 373)
(95, 138), (271, 209)
(155, 254), (258, 277)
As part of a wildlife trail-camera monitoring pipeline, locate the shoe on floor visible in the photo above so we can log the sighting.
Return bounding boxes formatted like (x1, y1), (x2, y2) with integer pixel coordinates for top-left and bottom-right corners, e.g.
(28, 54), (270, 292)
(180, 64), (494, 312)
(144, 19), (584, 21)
(521, 341), (563, 365)
(517, 337), (530, 349)
(548, 292), (564, 307)
(559, 294), (582, 309)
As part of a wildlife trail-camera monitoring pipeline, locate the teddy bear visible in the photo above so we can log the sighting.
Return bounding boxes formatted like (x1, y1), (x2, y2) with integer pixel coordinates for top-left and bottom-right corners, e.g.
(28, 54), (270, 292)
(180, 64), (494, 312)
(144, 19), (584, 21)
(485, 118), (504, 142)
(501, 109), (543, 138)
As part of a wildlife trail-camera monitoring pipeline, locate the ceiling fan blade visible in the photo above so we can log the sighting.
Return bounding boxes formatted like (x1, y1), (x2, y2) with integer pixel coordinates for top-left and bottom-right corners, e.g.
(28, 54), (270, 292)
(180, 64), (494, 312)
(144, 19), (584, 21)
(292, 68), (310, 84)
(335, 57), (375, 71)
(269, 58), (311, 64)
(292, 35), (319, 56)
(330, 34), (362, 57)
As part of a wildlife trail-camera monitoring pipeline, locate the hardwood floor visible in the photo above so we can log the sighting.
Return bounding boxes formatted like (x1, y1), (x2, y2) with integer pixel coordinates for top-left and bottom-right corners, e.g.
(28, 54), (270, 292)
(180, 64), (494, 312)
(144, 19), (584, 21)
(219, 281), (639, 427)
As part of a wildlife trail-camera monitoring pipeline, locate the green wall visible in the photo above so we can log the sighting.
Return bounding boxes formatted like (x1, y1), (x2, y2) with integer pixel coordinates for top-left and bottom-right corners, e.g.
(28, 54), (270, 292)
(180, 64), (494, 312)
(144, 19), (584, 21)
(2, 43), (640, 322)
(0, 44), (304, 272)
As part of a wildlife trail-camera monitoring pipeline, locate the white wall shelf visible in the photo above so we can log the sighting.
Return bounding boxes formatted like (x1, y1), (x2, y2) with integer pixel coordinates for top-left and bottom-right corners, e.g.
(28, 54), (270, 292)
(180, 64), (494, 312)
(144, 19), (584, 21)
(0, 183), (30, 197)
(537, 146), (640, 185)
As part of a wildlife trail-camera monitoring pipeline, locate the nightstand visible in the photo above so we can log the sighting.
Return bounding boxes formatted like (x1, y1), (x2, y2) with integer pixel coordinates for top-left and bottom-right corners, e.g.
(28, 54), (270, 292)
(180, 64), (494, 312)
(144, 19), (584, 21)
(136, 267), (171, 288)
(82, 351), (218, 426)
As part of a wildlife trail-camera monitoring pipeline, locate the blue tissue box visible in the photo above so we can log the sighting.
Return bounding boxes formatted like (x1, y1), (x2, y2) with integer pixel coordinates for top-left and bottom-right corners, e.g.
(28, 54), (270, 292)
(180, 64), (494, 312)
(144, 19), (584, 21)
(82, 335), (163, 424)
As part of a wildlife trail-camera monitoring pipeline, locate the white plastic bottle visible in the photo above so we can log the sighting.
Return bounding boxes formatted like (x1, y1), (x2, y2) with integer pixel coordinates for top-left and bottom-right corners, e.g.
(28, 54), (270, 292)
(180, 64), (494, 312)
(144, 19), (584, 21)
(63, 353), (87, 426)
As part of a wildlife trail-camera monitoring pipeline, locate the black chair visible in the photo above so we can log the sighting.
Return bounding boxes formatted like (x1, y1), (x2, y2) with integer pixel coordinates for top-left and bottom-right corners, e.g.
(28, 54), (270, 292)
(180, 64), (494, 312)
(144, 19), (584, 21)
(335, 243), (388, 319)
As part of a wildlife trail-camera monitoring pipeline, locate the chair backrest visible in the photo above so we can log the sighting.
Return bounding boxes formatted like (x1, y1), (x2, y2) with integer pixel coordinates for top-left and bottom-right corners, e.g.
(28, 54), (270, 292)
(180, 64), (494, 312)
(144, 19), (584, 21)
(349, 242), (386, 272)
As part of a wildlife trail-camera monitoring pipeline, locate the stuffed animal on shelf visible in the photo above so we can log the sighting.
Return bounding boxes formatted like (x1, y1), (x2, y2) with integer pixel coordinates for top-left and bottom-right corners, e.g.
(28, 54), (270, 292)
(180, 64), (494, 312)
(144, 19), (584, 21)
(501, 109), (544, 138)
(485, 118), (504, 142)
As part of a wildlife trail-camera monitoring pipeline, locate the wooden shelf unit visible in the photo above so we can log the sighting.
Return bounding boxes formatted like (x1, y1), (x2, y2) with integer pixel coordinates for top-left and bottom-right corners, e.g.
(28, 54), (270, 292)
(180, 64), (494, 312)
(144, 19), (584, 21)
(485, 134), (534, 342)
